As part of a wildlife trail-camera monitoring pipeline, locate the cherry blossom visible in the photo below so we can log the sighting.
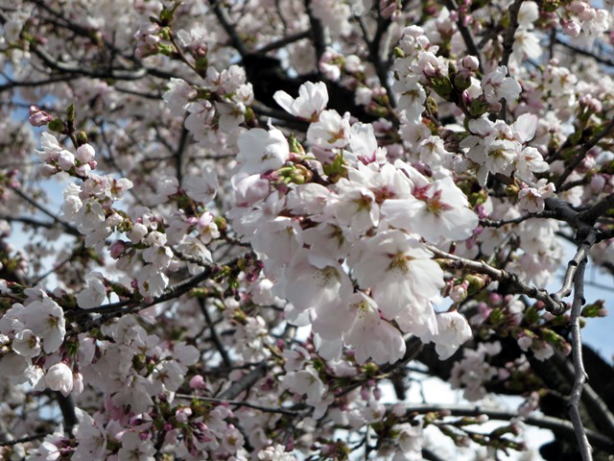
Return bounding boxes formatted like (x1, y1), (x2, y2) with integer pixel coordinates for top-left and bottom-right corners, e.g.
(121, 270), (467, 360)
(274, 81), (329, 121)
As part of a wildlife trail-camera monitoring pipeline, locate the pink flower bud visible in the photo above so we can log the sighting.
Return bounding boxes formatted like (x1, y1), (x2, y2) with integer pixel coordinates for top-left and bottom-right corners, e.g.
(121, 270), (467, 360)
(460, 55), (479, 72)
(450, 281), (468, 302)
(28, 106), (53, 126)
(110, 241), (127, 259)
(567, 1), (587, 15)
(189, 374), (206, 389)
(488, 293), (502, 305)
(562, 19), (581, 37)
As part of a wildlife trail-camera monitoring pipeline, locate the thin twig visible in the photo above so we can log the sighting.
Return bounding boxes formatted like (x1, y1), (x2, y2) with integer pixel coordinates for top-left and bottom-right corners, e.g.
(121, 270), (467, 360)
(442, 0), (483, 73)
(0, 433), (49, 446)
(424, 244), (566, 314)
(199, 299), (232, 368)
(552, 231), (595, 302)
(218, 364), (268, 400)
(256, 30), (310, 54)
(500, 0), (524, 69)
(175, 394), (299, 415)
(555, 37), (614, 69)
(399, 404), (614, 453)
(9, 187), (80, 237)
(210, 0), (248, 57)
(480, 211), (558, 228)
(555, 120), (614, 190)
(568, 258), (592, 460)
(304, 0), (326, 68)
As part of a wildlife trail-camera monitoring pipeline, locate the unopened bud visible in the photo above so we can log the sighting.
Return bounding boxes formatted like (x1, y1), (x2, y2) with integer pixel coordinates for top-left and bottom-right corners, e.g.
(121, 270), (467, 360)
(460, 55), (479, 72)
(28, 106), (53, 126)
(450, 281), (468, 302)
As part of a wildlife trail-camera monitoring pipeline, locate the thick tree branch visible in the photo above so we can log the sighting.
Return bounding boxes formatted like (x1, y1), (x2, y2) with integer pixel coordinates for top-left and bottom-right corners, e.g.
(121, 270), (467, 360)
(0, 215), (79, 236)
(55, 393), (77, 437)
(0, 75), (79, 93)
(356, 10), (396, 107)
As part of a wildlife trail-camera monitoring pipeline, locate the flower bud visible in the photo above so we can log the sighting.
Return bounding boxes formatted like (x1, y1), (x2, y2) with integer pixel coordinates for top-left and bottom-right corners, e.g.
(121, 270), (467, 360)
(45, 362), (73, 396)
(57, 150), (75, 171)
(189, 374), (207, 389)
(460, 55), (479, 72)
(175, 407), (192, 423)
(450, 281), (468, 302)
(110, 241), (127, 259)
(28, 106), (53, 127)
(129, 222), (148, 243)
(76, 144), (96, 163)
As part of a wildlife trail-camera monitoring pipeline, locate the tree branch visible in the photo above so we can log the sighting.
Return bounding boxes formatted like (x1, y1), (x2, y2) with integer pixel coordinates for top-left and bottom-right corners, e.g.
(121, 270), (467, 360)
(0, 433), (49, 447)
(555, 36), (614, 69)
(199, 299), (232, 368)
(479, 210), (558, 228)
(209, 0), (248, 57)
(500, 0), (524, 69)
(218, 364), (268, 400)
(8, 187), (80, 237)
(555, 119), (614, 190)
(175, 393), (299, 416)
(568, 257), (592, 460)
(304, 0), (326, 69)
(255, 30), (310, 54)
(55, 393), (77, 437)
(442, 0), (483, 73)
(425, 244), (566, 314)
(552, 230), (596, 302)
(399, 404), (614, 453)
